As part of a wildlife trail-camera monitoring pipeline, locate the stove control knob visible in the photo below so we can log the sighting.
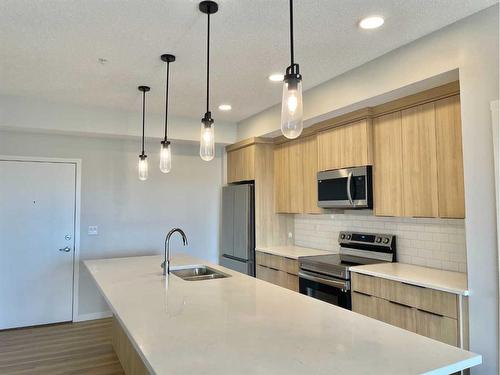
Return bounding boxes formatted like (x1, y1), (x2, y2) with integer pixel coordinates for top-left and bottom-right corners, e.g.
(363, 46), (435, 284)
(383, 238), (390, 244)
(346, 234), (351, 240)
(375, 237), (382, 243)
(340, 234), (345, 240)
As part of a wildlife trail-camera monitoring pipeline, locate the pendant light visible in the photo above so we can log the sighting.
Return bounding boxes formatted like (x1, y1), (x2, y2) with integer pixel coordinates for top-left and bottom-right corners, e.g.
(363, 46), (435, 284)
(160, 54), (176, 173)
(281, 0), (303, 139)
(199, 1), (218, 161)
(138, 85), (150, 181)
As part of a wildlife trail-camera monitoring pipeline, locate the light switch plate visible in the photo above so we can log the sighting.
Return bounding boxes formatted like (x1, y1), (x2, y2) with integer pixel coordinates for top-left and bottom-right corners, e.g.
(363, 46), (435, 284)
(88, 226), (98, 235)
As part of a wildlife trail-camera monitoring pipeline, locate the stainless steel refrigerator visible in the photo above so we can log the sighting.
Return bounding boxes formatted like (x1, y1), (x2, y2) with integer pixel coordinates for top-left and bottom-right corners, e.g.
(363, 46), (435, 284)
(220, 183), (255, 276)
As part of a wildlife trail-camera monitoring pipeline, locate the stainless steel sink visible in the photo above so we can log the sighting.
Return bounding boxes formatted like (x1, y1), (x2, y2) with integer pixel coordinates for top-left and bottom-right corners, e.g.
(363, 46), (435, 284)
(171, 265), (230, 281)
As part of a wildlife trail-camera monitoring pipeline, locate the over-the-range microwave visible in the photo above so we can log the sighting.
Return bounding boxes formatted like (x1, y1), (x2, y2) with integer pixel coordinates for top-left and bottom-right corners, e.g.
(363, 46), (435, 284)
(317, 166), (372, 209)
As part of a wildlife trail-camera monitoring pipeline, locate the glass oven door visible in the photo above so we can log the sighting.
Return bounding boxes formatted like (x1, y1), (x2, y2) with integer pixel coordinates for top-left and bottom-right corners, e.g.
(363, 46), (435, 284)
(299, 270), (351, 310)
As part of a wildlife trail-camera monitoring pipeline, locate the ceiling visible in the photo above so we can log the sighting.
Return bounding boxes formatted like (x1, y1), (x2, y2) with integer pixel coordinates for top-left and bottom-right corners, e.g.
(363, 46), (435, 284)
(0, 0), (496, 123)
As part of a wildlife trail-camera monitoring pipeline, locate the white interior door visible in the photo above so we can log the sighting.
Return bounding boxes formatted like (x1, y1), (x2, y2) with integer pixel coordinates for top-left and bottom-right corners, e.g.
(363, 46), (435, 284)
(0, 160), (76, 329)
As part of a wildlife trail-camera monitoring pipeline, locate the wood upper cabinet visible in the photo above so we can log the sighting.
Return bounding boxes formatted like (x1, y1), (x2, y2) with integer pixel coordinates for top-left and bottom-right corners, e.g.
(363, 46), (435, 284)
(227, 145), (255, 183)
(274, 136), (321, 214)
(401, 102), (439, 217)
(317, 119), (373, 171)
(435, 95), (465, 218)
(373, 112), (404, 217)
(373, 95), (465, 218)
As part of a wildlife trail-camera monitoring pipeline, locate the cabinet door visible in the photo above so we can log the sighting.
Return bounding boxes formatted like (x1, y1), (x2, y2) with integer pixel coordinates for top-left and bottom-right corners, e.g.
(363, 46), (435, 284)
(373, 112), (404, 216)
(377, 298), (417, 333)
(352, 292), (379, 319)
(401, 103), (439, 217)
(227, 145), (255, 183)
(302, 135), (322, 214)
(435, 95), (465, 218)
(317, 119), (372, 171)
(288, 139), (304, 213)
(274, 143), (290, 213)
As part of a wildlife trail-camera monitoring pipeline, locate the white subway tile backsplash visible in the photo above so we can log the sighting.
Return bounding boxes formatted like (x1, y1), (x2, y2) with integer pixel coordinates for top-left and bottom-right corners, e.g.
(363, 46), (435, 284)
(294, 213), (467, 273)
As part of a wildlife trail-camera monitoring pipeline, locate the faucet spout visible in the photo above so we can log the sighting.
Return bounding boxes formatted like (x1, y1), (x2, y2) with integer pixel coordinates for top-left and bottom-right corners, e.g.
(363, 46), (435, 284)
(163, 228), (188, 275)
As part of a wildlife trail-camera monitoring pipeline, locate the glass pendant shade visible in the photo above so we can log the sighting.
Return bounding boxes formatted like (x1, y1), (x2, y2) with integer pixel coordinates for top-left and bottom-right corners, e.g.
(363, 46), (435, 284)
(159, 141), (172, 173)
(138, 155), (148, 181)
(281, 77), (303, 139)
(200, 121), (215, 161)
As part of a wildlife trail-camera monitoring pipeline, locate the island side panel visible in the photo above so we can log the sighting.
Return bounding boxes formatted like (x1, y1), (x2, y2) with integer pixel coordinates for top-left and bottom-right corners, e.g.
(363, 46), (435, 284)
(112, 317), (150, 375)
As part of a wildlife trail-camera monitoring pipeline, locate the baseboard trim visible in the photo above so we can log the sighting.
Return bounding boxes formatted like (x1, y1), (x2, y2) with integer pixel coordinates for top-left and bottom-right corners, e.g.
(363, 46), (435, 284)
(74, 311), (113, 322)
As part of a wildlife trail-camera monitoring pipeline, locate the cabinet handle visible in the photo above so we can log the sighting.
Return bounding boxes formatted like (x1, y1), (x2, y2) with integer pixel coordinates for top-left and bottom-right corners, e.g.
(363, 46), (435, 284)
(417, 308), (444, 318)
(354, 291), (372, 297)
(389, 300), (412, 309)
(402, 282), (425, 289)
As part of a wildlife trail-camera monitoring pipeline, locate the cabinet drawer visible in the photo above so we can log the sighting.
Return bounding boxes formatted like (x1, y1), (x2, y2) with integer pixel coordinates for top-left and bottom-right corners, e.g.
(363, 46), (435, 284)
(377, 298), (417, 333)
(352, 292), (378, 319)
(255, 251), (298, 275)
(256, 265), (298, 292)
(351, 273), (458, 319)
(416, 309), (458, 346)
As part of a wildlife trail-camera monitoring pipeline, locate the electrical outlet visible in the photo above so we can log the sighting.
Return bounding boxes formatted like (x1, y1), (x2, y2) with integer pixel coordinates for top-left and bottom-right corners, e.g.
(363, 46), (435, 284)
(88, 226), (98, 236)
(288, 232), (293, 239)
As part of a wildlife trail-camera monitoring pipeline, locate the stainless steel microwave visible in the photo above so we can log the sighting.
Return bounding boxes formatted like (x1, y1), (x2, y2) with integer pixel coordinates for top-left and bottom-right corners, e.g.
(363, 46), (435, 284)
(317, 166), (372, 209)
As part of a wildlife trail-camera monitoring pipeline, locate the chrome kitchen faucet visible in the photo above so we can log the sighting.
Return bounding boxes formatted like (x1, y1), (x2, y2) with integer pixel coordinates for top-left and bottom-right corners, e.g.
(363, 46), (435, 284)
(162, 228), (188, 275)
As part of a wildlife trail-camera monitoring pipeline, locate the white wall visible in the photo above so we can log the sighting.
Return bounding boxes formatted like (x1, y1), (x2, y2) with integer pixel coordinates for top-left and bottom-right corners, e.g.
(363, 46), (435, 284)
(0, 94), (238, 144)
(0, 129), (223, 318)
(238, 6), (499, 374)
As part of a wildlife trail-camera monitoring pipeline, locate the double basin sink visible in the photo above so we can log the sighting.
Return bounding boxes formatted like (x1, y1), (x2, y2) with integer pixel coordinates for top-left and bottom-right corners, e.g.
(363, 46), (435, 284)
(171, 265), (230, 281)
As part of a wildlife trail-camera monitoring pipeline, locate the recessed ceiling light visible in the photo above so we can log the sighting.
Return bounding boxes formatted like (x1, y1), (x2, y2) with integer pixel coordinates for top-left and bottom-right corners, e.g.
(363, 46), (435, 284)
(359, 16), (384, 30)
(218, 104), (232, 111)
(268, 73), (284, 82)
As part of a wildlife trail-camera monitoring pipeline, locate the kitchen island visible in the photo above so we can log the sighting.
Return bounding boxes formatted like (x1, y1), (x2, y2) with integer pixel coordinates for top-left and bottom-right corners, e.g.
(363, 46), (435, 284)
(85, 254), (481, 375)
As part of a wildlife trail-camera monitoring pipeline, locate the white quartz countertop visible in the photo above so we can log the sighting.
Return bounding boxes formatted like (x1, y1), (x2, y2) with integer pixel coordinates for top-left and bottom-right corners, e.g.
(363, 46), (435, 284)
(85, 254), (480, 375)
(255, 245), (331, 259)
(350, 263), (469, 296)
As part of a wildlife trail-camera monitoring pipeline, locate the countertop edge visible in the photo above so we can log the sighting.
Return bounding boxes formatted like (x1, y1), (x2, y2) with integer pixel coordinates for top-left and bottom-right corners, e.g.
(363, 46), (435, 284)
(349, 266), (469, 296)
(255, 246), (332, 259)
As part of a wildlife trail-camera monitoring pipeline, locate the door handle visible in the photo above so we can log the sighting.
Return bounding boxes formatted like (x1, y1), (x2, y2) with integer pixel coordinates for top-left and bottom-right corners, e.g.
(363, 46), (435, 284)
(346, 172), (354, 206)
(59, 246), (71, 253)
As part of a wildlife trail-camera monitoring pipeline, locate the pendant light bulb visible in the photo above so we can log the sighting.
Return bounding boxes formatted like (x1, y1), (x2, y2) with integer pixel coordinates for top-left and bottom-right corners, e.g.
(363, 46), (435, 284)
(160, 54), (176, 173)
(200, 114), (215, 161)
(138, 155), (148, 181)
(199, 1), (218, 161)
(160, 141), (172, 173)
(281, 0), (303, 139)
(281, 76), (303, 139)
(137, 85), (150, 181)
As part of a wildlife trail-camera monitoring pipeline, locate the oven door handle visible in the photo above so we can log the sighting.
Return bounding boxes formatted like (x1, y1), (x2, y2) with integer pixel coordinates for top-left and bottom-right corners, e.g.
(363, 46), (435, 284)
(346, 172), (354, 206)
(299, 271), (350, 291)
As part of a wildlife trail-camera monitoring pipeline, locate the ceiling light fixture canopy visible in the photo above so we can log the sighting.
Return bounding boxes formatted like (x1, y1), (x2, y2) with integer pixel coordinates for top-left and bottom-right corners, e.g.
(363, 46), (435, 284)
(138, 85), (150, 181)
(160, 53), (176, 173)
(281, 0), (303, 139)
(199, 0), (218, 162)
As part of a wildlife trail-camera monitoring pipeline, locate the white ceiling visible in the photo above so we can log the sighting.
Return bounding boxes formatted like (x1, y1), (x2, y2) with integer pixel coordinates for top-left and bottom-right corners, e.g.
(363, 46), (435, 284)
(0, 0), (496, 123)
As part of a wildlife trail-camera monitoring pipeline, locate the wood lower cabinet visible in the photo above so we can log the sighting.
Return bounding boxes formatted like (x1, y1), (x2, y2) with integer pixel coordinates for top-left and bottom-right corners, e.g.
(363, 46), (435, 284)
(112, 317), (150, 375)
(255, 251), (299, 292)
(351, 273), (465, 348)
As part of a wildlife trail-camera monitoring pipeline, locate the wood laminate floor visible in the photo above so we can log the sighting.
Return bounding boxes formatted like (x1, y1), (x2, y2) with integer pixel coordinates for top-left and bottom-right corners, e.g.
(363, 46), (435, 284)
(0, 318), (125, 375)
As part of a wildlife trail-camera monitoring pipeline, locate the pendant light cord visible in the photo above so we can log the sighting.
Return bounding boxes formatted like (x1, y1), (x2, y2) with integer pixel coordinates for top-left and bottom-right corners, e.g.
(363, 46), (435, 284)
(206, 11), (210, 114)
(141, 90), (146, 155)
(289, 0), (294, 66)
(164, 61), (170, 141)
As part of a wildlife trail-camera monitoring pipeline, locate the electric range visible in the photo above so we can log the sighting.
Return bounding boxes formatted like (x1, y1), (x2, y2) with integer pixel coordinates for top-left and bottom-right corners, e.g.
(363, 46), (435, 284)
(299, 231), (396, 310)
